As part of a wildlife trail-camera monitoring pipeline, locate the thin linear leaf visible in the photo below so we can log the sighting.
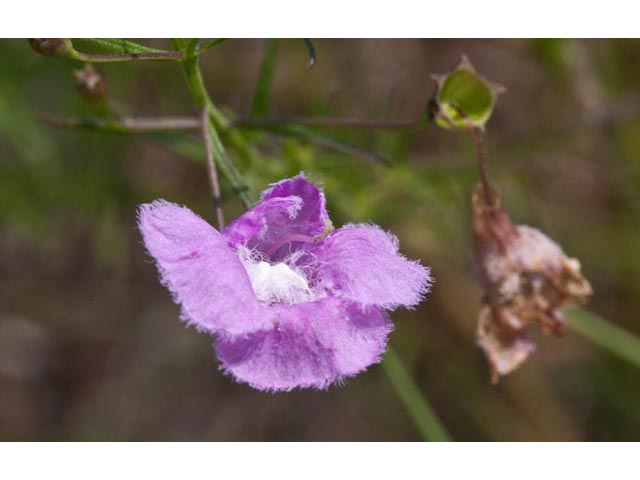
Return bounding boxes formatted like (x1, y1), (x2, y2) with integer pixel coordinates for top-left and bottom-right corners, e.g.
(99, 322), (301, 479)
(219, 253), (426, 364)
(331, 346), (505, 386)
(567, 308), (640, 368)
(243, 123), (390, 164)
(251, 39), (279, 118)
(197, 38), (229, 54)
(382, 347), (452, 441)
(72, 38), (172, 55)
(303, 39), (316, 68)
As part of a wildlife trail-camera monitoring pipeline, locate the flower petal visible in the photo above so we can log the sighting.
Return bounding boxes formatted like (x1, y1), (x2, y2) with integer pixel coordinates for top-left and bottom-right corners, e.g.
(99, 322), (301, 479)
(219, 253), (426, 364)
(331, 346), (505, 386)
(316, 224), (431, 309)
(476, 304), (536, 384)
(222, 196), (304, 249)
(223, 174), (331, 260)
(138, 200), (267, 336)
(261, 173), (330, 238)
(214, 298), (392, 392)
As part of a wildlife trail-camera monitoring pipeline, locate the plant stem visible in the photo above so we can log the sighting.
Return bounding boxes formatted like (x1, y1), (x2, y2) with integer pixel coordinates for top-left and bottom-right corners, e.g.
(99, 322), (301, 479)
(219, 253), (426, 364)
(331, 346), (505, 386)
(233, 116), (425, 129)
(37, 114), (200, 132)
(200, 108), (225, 229)
(567, 308), (640, 368)
(382, 347), (452, 441)
(178, 42), (253, 208)
(466, 125), (493, 206)
(449, 104), (494, 206)
(72, 50), (183, 63)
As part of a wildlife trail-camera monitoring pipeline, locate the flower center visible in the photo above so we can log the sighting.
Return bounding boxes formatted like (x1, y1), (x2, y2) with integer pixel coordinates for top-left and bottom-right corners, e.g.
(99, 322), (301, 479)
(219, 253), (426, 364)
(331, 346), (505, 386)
(239, 251), (313, 305)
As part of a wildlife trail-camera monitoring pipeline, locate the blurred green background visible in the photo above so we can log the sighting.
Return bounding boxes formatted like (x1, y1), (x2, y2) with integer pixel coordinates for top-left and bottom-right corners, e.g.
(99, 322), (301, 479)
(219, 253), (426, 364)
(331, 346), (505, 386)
(1, 39), (639, 441)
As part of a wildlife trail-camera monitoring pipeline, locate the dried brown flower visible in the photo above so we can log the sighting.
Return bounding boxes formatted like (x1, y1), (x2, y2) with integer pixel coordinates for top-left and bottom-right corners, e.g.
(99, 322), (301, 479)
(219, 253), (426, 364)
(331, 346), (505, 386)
(471, 185), (592, 383)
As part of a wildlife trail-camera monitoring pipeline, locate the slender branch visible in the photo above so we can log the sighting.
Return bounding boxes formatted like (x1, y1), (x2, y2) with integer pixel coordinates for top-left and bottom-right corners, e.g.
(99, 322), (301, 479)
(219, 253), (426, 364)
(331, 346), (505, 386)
(232, 116), (425, 130)
(382, 347), (452, 441)
(467, 125), (493, 206)
(37, 113), (200, 133)
(200, 109), (225, 230)
(449, 104), (493, 206)
(72, 50), (183, 63)
(178, 41), (253, 207)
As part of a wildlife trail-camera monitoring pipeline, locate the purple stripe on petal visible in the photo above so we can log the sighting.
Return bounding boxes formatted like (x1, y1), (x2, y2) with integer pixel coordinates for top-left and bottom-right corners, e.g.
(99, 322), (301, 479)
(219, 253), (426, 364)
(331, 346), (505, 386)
(138, 200), (268, 336)
(316, 224), (432, 309)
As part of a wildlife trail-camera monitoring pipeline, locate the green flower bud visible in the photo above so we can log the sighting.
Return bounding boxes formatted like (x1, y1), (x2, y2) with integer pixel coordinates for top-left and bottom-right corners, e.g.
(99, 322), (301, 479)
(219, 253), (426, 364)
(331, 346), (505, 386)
(28, 38), (74, 58)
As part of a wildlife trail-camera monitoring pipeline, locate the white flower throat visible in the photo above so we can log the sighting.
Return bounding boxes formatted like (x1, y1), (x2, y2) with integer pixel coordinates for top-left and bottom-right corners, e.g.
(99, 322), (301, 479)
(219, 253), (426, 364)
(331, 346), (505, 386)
(239, 248), (313, 305)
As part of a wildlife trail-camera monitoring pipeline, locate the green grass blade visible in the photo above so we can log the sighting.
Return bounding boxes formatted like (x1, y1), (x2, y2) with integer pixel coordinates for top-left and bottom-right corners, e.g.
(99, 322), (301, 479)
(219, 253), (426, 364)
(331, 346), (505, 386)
(382, 347), (452, 441)
(250, 39), (279, 119)
(567, 308), (640, 367)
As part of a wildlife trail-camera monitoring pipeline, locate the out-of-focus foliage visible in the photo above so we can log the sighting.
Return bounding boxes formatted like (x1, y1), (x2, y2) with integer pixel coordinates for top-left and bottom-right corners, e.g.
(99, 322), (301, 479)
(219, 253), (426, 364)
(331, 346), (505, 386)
(1, 39), (640, 441)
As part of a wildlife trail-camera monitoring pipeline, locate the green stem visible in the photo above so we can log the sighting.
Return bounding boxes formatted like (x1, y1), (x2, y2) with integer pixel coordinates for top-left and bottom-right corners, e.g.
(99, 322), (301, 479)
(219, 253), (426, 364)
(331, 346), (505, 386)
(178, 42), (253, 208)
(382, 347), (452, 441)
(567, 308), (640, 368)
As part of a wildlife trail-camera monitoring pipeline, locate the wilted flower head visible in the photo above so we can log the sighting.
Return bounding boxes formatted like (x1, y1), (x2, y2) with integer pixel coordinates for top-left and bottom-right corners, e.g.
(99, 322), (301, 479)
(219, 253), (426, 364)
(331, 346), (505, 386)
(471, 185), (592, 382)
(138, 174), (431, 391)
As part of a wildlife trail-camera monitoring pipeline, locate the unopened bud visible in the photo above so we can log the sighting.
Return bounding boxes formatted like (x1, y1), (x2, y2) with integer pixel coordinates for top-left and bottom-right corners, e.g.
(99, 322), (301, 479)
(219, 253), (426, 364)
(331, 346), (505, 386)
(74, 65), (108, 102)
(28, 38), (74, 58)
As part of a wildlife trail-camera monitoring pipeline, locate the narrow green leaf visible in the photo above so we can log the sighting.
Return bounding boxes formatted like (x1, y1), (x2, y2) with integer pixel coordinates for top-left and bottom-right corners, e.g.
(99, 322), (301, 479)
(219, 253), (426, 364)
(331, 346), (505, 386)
(153, 130), (252, 208)
(72, 38), (171, 55)
(302, 39), (316, 68)
(567, 308), (640, 368)
(251, 39), (279, 119)
(197, 38), (229, 54)
(382, 347), (452, 441)
(242, 123), (390, 164)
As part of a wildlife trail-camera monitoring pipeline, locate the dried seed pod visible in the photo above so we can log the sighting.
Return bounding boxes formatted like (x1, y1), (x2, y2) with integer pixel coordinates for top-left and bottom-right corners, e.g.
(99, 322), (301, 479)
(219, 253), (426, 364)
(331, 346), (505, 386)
(472, 184), (592, 382)
(431, 55), (505, 131)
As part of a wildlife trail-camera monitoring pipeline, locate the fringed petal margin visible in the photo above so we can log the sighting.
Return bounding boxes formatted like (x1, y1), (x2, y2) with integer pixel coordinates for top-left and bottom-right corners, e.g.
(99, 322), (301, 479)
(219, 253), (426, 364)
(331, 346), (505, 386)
(214, 297), (392, 392)
(138, 200), (268, 336)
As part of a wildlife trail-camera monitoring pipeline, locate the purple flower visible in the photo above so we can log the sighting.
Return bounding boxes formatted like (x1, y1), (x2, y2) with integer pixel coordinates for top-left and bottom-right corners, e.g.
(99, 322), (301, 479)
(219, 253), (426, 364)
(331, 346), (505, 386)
(138, 174), (431, 391)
